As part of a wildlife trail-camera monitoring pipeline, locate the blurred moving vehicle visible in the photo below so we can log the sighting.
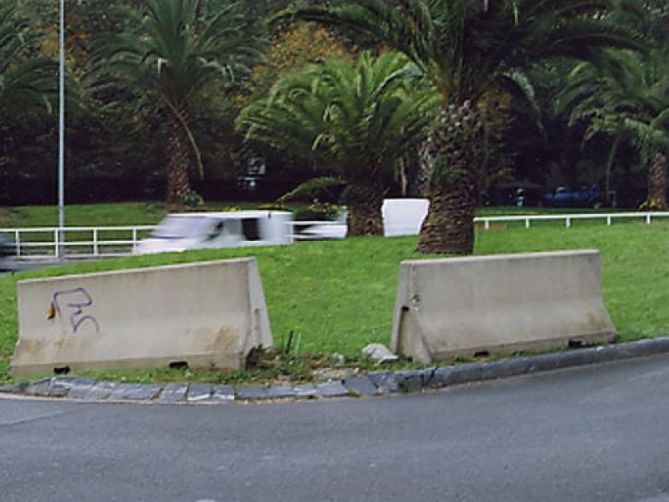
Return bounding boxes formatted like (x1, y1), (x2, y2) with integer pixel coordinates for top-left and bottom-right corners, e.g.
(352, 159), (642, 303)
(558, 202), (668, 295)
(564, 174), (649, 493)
(542, 184), (604, 208)
(297, 210), (348, 240)
(0, 233), (15, 271)
(135, 211), (294, 254)
(298, 198), (429, 240)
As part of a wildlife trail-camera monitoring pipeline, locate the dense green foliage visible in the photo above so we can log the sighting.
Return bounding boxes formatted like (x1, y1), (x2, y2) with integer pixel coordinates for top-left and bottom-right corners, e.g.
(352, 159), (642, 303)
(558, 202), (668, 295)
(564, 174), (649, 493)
(0, 0), (665, 214)
(237, 51), (437, 233)
(277, 0), (648, 254)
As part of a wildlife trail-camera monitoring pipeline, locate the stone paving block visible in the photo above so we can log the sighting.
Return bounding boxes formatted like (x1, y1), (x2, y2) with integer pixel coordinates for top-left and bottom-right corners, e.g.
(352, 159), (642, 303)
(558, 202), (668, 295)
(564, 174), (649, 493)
(293, 384), (317, 399)
(432, 367), (455, 387)
(419, 368), (436, 386)
(0, 382), (28, 394)
(107, 383), (137, 400)
(553, 349), (597, 369)
(369, 372), (400, 393)
(434, 365), (484, 387)
(393, 371), (424, 393)
(527, 354), (561, 373)
(66, 382), (99, 400)
(236, 386), (269, 401)
(487, 357), (534, 380)
(81, 381), (118, 400)
(24, 378), (53, 397)
(187, 384), (213, 402)
(49, 377), (96, 398)
(343, 376), (379, 396)
(108, 383), (162, 401)
(211, 385), (236, 402)
(265, 385), (296, 399)
(595, 344), (629, 362)
(436, 366), (485, 387)
(158, 383), (188, 403)
(591, 345), (622, 364)
(316, 381), (348, 398)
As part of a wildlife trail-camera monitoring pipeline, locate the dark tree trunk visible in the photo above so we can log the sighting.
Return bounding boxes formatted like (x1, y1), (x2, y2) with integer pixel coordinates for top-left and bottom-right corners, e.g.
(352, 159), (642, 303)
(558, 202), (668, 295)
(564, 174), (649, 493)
(417, 170), (477, 254)
(417, 101), (484, 255)
(646, 152), (668, 210)
(344, 182), (385, 236)
(415, 138), (434, 197)
(165, 108), (194, 207)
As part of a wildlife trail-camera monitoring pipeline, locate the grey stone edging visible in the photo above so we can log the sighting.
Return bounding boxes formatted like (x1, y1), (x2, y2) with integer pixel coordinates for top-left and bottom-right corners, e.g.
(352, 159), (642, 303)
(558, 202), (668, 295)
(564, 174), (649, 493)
(2, 337), (669, 404)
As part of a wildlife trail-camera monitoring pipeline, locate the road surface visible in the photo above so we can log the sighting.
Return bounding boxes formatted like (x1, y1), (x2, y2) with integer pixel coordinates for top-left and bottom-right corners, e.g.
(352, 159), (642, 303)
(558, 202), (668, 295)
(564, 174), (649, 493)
(2, 354), (669, 501)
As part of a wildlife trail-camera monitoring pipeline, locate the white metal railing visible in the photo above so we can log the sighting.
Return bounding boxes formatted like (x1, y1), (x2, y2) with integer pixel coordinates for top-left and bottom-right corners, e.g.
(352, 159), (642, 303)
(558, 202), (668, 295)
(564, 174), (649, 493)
(473, 211), (669, 230)
(2, 211), (668, 259)
(0, 225), (155, 259)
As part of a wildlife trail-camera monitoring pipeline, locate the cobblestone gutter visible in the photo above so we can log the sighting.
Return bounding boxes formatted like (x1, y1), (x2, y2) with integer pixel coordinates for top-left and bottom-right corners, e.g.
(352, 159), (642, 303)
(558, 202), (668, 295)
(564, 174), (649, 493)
(2, 337), (668, 404)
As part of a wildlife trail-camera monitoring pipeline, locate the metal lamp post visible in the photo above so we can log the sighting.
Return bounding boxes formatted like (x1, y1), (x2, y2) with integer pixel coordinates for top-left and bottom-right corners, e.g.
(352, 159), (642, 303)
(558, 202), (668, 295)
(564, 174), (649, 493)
(57, 0), (65, 258)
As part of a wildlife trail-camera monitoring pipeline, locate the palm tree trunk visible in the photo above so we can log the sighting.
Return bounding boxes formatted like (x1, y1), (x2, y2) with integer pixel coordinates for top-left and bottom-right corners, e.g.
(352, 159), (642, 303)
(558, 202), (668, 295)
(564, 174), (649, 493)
(604, 136), (621, 204)
(417, 101), (483, 255)
(165, 108), (194, 207)
(417, 169), (477, 254)
(647, 152), (668, 210)
(414, 138), (434, 197)
(345, 182), (384, 236)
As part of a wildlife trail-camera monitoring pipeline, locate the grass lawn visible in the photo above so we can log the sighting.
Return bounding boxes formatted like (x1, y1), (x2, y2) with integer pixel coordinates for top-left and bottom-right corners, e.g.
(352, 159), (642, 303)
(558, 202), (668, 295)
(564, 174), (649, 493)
(0, 216), (668, 384)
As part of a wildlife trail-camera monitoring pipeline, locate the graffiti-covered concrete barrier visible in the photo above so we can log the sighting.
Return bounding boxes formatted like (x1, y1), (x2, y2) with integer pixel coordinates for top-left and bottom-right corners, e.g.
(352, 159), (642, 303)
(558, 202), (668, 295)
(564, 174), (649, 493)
(11, 258), (272, 376)
(391, 250), (615, 363)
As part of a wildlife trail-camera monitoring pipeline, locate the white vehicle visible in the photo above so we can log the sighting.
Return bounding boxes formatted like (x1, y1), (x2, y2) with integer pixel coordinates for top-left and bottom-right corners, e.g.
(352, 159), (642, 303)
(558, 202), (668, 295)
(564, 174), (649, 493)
(297, 210), (348, 240)
(136, 211), (294, 254)
(298, 198), (429, 240)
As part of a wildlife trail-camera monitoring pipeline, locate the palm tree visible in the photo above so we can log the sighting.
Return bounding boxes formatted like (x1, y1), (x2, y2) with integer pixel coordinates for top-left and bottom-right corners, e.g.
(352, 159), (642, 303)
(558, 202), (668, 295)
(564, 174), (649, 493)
(557, 48), (669, 208)
(237, 51), (437, 235)
(0, 0), (56, 118)
(103, 0), (261, 206)
(278, 0), (645, 253)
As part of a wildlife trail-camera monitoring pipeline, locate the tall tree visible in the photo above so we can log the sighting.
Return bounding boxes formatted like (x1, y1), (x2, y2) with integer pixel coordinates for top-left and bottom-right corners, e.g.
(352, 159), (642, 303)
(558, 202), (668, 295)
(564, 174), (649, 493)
(279, 0), (645, 253)
(0, 0), (56, 201)
(237, 51), (436, 235)
(557, 49), (669, 208)
(0, 0), (56, 118)
(101, 0), (262, 206)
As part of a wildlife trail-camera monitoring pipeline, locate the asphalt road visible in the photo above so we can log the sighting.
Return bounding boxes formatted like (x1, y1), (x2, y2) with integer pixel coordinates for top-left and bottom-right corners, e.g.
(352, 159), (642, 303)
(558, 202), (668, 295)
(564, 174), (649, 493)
(2, 355), (669, 502)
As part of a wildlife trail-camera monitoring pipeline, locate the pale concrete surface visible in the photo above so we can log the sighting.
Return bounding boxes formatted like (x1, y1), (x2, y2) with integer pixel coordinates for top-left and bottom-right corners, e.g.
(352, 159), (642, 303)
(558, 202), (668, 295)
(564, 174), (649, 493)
(382, 198), (429, 236)
(392, 250), (615, 362)
(11, 258), (272, 376)
(2, 354), (669, 501)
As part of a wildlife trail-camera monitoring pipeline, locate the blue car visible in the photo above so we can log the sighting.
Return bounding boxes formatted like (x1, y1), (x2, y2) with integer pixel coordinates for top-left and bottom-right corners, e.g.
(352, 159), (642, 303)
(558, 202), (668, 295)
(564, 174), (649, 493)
(542, 184), (604, 209)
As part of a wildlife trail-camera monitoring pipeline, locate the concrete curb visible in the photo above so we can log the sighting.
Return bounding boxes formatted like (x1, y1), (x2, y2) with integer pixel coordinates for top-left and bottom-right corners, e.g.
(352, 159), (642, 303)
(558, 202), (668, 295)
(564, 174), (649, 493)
(2, 337), (669, 404)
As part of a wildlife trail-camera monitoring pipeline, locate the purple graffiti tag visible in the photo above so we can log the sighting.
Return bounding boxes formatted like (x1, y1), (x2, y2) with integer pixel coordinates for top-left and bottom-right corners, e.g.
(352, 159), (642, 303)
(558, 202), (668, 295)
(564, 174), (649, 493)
(52, 287), (100, 336)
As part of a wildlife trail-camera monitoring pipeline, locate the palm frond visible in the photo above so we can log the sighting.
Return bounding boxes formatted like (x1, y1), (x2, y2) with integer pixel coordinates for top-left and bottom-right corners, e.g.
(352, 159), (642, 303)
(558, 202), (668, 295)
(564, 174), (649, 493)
(277, 0), (646, 105)
(0, 0), (56, 116)
(237, 50), (438, 185)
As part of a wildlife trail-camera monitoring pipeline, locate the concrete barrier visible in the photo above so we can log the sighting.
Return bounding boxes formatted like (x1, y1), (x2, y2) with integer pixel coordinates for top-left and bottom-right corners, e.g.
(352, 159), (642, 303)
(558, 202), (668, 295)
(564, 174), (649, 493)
(391, 250), (615, 363)
(11, 258), (272, 376)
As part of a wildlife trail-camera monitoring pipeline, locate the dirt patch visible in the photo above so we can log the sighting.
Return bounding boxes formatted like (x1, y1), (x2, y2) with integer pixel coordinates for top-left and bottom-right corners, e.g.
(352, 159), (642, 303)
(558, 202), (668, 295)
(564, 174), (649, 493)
(244, 349), (369, 384)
